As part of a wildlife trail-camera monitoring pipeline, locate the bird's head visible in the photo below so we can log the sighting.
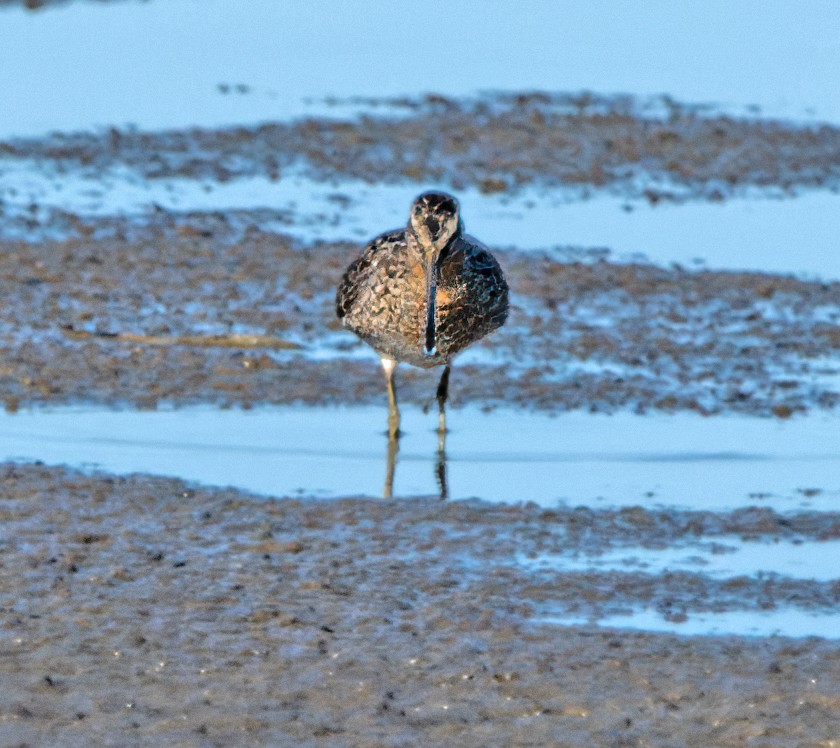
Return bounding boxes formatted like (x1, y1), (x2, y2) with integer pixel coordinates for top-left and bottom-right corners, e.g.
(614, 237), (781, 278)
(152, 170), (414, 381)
(408, 191), (461, 259)
(408, 191), (462, 357)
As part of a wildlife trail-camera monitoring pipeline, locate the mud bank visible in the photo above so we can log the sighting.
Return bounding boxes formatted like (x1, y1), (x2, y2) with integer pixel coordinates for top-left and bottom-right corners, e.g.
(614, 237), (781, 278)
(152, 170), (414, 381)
(0, 217), (838, 415)
(4, 92), (840, 202)
(0, 463), (838, 746)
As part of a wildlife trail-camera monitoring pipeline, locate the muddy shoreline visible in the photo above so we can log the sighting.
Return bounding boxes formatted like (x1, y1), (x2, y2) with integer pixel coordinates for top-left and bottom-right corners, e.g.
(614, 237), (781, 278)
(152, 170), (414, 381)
(2, 95), (839, 415)
(1, 464), (839, 747)
(0, 216), (838, 416)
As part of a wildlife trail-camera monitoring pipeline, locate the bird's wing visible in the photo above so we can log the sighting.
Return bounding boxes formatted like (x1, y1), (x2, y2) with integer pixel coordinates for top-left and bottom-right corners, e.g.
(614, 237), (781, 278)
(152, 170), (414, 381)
(461, 234), (505, 273)
(458, 234), (509, 327)
(336, 229), (405, 319)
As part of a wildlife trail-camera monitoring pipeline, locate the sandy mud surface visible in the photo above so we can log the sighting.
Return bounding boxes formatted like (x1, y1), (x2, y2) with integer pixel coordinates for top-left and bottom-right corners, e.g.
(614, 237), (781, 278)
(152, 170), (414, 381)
(1, 92), (840, 745)
(3, 92), (840, 201)
(1, 464), (839, 747)
(0, 217), (838, 417)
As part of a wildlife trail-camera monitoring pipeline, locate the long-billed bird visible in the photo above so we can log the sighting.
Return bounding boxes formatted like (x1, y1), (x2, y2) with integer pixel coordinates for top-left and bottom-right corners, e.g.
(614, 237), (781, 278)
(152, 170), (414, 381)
(336, 191), (508, 439)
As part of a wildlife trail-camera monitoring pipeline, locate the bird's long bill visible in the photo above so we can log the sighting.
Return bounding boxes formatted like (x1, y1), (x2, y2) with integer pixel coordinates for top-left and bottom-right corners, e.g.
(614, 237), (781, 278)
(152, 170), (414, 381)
(423, 260), (437, 356)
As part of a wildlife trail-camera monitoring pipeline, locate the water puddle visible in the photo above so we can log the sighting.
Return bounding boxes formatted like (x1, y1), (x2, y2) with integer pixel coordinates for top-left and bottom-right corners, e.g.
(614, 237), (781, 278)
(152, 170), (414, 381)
(1, 0), (839, 137)
(524, 539), (840, 582)
(3, 162), (840, 279)
(525, 536), (840, 638)
(2, 405), (838, 511)
(543, 608), (840, 639)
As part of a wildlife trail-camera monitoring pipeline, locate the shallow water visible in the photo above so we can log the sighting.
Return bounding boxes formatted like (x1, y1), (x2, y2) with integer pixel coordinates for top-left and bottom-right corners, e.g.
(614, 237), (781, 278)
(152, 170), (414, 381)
(1, 0), (839, 137)
(525, 539), (840, 582)
(3, 162), (840, 278)
(544, 608), (840, 639)
(2, 0), (839, 651)
(2, 404), (838, 511)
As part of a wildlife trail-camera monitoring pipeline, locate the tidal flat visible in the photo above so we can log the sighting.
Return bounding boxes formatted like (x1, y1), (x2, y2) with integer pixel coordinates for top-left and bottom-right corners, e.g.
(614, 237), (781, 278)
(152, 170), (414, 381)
(1, 61), (840, 746)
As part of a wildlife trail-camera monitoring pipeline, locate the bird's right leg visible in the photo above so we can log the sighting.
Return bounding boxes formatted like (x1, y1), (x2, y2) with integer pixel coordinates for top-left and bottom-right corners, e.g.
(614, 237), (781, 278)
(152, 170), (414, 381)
(381, 358), (400, 439)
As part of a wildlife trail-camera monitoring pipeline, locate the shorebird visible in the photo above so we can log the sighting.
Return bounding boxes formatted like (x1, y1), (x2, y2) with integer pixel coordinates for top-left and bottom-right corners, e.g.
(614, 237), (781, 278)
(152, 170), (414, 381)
(336, 191), (508, 439)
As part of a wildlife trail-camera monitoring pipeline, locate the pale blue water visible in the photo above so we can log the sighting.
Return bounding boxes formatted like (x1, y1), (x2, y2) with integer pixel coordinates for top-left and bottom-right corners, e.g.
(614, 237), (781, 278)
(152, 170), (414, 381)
(3, 166), (840, 278)
(2, 405), (837, 511)
(0, 0), (839, 137)
(3, 404), (839, 637)
(3, 0), (840, 277)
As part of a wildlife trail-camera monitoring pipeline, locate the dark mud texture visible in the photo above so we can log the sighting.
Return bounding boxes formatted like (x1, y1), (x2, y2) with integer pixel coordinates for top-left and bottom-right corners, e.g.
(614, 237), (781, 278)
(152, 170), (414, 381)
(4, 92), (840, 202)
(0, 213), (839, 417)
(2, 463), (839, 747)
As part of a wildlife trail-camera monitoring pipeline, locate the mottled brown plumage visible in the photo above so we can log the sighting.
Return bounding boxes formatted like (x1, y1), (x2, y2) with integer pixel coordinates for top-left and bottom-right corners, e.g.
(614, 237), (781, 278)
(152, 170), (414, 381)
(336, 191), (508, 439)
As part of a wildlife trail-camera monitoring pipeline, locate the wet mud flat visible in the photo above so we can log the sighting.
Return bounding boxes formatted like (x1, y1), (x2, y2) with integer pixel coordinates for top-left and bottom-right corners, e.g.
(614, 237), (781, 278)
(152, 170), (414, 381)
(0, 215), (839, 416)
(0, 95), (839, 745)
(1, 463), (839, 747)
(4, 91), (840, 202)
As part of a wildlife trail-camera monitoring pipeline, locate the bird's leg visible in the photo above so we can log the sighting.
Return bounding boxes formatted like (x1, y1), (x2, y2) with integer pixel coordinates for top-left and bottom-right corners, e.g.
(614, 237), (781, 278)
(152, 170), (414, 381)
(435, 364), (451, 437)
(381, 358), (400, 439)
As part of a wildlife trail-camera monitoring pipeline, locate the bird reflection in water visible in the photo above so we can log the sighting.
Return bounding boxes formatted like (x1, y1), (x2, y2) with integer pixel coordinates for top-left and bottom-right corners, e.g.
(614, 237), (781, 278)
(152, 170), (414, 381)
(382, 427), (448, 500)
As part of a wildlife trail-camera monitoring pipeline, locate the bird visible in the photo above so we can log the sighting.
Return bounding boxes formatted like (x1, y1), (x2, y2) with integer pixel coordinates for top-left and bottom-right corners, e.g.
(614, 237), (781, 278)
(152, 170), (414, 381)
(336, 191), (508, 440)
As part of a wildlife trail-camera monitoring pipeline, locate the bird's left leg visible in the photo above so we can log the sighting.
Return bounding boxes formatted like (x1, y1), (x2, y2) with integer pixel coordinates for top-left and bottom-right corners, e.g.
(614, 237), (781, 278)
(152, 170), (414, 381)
(381, 357), (401, 439)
